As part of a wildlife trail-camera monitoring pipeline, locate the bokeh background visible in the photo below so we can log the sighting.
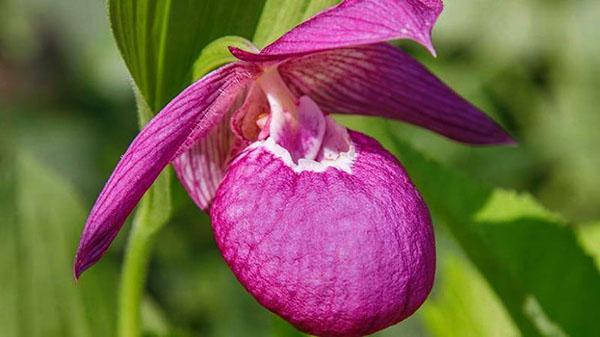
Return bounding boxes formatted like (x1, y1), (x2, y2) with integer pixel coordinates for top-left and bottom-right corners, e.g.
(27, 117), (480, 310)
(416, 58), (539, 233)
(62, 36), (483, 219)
(1, 0), (599, 336)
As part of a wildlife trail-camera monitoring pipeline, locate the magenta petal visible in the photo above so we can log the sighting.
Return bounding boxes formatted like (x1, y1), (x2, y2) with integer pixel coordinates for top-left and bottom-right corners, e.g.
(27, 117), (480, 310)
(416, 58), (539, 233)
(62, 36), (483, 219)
(279, 44), (514, 145)
(173, 116), (234, 211)
(211, 130), (435, 337)
(261, 0), (443, 57)
(74, 63), (255, 278)
(231, 83), (269, 145)
(269, 96), (327, 162)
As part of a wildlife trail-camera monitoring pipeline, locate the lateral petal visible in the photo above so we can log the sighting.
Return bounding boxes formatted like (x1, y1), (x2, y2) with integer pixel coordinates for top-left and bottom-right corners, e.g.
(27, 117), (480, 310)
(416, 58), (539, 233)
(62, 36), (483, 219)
(172, 113), (235, 211)
(279, 44), (514, 145)
(74, 63), (255, 278)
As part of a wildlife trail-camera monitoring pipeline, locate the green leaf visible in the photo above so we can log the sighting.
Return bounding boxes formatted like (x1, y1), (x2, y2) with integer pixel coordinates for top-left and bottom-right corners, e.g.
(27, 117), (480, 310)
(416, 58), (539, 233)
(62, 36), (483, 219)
(0, 152), (118, 337)
(192, 36), (255, 80)
(577, 222), (600, 270)
(109, 3), (269, 335)
(389, 135), (599, 337)
(188, 0), (342, 79)
(270, 315), (307, 337)
(253, 0), (340, 48)
(140, 297), (170, 337)
(422, 255), (519, 337)
(109, 0), (269, 238)
(109, 0), (266, 112)
(336, 116), (600, 337)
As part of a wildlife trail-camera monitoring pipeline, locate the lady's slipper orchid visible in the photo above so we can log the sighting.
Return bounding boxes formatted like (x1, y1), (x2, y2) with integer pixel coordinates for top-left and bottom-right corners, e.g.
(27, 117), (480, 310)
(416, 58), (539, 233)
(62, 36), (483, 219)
(75, 1), (513, 336)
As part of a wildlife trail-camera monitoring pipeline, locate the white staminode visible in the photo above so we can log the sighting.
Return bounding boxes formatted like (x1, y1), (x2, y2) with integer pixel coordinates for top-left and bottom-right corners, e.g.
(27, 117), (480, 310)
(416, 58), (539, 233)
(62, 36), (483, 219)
(257, 133), (356, 174)
(252, 66), (356, 174)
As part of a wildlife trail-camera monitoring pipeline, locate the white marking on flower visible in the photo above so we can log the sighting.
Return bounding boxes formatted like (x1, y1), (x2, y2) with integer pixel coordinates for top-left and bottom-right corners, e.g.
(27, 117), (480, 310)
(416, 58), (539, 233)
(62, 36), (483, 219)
(252, 136), (356, 174)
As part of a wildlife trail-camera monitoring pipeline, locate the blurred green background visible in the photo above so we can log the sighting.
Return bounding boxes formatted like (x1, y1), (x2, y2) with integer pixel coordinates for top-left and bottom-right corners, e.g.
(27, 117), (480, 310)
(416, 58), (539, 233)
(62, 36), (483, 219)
(1, 0), (599, 336)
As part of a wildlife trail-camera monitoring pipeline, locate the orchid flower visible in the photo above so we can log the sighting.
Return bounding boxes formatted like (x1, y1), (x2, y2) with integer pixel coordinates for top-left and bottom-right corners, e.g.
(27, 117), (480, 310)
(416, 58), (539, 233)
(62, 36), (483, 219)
(75, 1), (513, 336)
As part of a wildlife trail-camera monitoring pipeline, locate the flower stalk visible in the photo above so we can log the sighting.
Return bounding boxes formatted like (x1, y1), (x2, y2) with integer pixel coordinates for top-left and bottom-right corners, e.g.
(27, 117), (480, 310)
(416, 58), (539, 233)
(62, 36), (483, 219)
(118, 92), (172, 337)
(118, 207), (157, 337)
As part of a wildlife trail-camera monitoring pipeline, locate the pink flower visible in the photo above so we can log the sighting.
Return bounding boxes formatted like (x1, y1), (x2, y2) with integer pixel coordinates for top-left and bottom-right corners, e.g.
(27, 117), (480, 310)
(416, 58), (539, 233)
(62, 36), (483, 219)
(75, 1), (513, 336)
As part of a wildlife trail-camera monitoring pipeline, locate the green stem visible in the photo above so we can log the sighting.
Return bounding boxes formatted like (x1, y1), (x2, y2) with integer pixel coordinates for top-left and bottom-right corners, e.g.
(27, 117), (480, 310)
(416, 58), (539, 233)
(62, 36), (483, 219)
(118, 92), (171, 337)
(117, 208), (160, 337)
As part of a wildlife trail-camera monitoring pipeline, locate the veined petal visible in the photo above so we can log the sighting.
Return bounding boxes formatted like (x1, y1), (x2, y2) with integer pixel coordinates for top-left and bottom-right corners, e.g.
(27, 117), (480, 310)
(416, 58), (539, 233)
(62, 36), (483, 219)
(173, 113), (235, 211)
(261, 0), (443, 57)
(185, 84), (273, 209)
(231, 83), (270, 146)
(279, 44), (514, 145)
(211, 130), (435, 337)
(258, 69), (327, 162)
(74, 63), (256, 278)
(277, 96), (326, 162)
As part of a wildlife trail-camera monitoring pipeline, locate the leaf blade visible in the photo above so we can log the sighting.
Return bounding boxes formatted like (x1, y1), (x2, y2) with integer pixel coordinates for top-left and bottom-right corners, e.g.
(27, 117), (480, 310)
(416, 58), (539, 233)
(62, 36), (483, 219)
(109, 0), (266, 112)
(387, 134), (600, 337)
(422, 255), (520, 337)
(336, 116), (600, 337)
(0, 152), (119, 337)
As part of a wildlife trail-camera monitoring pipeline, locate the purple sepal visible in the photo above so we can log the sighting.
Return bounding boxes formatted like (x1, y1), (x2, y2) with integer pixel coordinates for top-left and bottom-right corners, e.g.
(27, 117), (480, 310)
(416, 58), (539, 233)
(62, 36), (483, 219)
(279, 44), (515, 145)
(262, 0), (443, 57)
(73, 64), (255, 278)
